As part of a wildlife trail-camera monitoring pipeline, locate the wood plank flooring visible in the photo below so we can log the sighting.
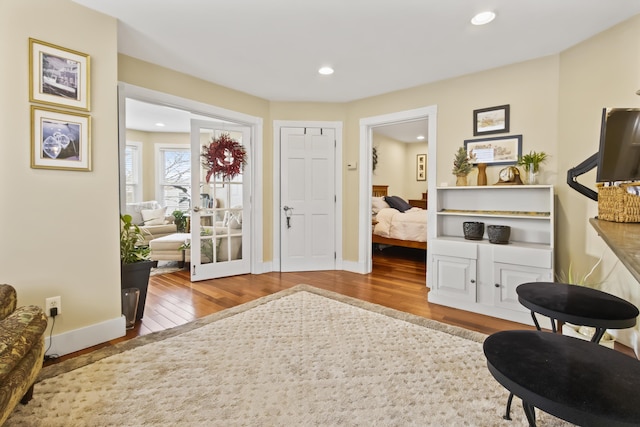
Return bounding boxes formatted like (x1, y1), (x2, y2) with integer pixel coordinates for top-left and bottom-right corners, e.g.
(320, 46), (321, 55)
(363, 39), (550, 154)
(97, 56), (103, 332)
(46, 246), (635, 364)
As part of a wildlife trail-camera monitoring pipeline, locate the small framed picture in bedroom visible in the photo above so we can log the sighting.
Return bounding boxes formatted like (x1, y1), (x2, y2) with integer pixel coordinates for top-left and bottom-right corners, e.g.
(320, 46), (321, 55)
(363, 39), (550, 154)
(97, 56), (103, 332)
(416, 154), (426, 181)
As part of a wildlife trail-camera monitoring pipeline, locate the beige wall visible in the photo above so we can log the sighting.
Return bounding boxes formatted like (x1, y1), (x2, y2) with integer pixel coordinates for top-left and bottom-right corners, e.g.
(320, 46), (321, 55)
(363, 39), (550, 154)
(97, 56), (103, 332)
(4, 0), (640, 352)
(342, 55), (561, 258)
(126, 129), (189, 202)
(1, 0), (120, 339)
(372, 135), (428, 200)
(557, 15), (640, 348)
(372, 135), (406, 196)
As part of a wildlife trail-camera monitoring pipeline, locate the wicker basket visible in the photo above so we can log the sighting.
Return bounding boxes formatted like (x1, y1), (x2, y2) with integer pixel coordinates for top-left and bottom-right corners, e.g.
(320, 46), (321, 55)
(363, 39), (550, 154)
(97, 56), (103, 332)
(597, 182), (640, 223)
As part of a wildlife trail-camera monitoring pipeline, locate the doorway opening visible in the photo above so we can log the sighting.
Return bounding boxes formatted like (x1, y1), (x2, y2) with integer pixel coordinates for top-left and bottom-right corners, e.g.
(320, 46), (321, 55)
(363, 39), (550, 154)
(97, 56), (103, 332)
(117, 83), (264, 280)
(359, 106), (438, 274)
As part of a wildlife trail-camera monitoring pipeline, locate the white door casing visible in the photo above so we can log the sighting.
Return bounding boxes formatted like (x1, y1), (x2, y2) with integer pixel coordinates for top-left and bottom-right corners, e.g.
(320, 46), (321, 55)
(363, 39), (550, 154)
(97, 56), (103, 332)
(279, 127), (337, 272)
(358, 106), (438, 274)
(189, 119), (251, 281)
(117, 83), (264, 276)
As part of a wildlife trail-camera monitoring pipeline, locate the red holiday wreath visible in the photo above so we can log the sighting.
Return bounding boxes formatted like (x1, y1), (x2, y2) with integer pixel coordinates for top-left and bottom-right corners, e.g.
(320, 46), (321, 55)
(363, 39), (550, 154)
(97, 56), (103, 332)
(201, 133), (247, 182)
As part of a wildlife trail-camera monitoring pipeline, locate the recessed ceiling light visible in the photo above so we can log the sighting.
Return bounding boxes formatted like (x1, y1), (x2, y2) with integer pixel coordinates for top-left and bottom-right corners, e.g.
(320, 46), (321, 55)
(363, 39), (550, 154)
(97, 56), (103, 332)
(471, 11), (496, 26)
(155, 122), (165, 127)
(318, 66), (334, 75)
(417, 135), (425, 140)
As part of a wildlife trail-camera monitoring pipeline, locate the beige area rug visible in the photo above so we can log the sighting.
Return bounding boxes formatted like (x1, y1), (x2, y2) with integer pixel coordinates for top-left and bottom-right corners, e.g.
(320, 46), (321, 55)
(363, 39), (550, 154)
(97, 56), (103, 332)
(6, 285), (572, 426)
(149, 261), (183, 276)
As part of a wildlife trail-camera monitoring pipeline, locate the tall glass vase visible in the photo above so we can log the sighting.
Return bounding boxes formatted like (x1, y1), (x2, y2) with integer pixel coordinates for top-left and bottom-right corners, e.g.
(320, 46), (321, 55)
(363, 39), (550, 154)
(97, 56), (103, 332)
(528, 163), (538, 185)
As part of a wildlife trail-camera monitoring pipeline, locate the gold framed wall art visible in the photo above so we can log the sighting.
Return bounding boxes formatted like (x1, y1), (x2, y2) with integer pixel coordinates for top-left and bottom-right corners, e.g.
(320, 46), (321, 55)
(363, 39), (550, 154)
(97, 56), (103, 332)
(31, 106), (91, 171)
(29, 38), (90, 111)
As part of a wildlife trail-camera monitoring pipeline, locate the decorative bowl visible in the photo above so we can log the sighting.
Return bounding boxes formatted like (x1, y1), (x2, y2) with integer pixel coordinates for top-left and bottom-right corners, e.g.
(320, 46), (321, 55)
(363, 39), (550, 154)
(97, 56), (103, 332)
(487, 225), (511, 244)
(462, 222), (484, 240)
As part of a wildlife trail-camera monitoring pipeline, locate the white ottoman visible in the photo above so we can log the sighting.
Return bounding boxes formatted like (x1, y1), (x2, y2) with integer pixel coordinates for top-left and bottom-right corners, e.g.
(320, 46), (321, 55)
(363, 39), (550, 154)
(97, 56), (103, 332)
(149, 233), (190, 266)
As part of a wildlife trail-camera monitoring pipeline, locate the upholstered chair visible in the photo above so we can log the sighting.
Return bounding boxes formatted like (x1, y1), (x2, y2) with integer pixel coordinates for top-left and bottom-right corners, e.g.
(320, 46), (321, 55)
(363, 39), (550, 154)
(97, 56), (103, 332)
(0, 284), (47, 425)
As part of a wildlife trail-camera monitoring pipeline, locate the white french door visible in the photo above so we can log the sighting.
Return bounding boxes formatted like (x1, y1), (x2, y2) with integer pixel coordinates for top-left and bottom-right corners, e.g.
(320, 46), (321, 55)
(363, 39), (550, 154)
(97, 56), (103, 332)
(280, 127), (336, 271)
(189, 119), (251, 281)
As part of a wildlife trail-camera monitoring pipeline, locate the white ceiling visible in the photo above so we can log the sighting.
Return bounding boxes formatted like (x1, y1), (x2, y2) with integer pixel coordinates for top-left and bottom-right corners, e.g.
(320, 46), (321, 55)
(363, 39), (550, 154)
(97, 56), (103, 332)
(74, 0), (640, 103)
(87, 1), (640, 141)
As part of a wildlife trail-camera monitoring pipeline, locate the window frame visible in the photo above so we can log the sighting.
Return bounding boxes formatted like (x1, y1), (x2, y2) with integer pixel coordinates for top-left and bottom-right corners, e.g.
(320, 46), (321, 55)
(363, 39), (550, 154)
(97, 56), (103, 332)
(124, 140), (143, 203)
(154, 143), (191, 212)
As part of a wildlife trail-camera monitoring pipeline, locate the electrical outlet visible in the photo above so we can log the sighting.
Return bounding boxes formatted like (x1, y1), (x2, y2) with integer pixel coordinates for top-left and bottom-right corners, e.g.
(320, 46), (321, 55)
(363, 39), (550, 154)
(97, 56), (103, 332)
(45, 296), (62, 316)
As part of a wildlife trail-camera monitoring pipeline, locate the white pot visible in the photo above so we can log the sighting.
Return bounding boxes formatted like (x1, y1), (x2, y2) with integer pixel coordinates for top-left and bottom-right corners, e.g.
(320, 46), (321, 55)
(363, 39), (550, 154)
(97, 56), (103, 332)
(562, 323), (615, 349)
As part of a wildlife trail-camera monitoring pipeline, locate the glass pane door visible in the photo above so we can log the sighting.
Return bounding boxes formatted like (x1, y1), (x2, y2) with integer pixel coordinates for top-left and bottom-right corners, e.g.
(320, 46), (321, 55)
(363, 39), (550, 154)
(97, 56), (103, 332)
(189, 119), (250, 281)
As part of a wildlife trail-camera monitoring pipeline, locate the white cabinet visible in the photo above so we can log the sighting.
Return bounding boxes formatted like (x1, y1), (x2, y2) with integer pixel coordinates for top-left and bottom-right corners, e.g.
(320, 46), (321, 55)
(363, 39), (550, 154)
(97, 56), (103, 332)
(428, 185), (555, 325)
(431, 240), (478, 303)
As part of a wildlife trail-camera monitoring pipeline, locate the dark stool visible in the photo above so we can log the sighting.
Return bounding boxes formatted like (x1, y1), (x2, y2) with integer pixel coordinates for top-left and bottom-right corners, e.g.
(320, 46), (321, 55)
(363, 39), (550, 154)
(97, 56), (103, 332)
(485, 330), (640, 427)
(501, 281), (639, 420)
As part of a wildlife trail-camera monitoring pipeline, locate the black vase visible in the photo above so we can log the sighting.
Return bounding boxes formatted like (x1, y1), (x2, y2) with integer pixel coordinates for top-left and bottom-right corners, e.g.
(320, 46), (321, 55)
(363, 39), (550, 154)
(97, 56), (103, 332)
(463, 222), (485, 240)
(121, 260), (153, 321)
(487, 225), (511, 244)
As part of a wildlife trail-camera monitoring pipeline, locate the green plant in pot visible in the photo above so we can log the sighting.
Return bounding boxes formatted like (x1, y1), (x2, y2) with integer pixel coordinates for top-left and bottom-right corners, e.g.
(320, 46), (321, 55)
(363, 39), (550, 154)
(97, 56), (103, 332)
(517, 150), (548, 184)
(172, 210), (188, 233)
(120, 214), (153, 322)
(452, 147), (472, 186)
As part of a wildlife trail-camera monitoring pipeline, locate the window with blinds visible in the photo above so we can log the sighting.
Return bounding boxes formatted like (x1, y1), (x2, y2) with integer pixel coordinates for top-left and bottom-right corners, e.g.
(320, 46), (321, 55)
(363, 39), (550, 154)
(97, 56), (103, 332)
(125, 141), (142, 203)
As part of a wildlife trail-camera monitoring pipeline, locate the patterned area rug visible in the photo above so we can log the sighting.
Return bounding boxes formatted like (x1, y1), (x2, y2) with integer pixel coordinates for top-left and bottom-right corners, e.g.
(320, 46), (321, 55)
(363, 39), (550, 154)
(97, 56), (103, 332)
(6, 285), (571, 426)
(149, 260), (183, 276)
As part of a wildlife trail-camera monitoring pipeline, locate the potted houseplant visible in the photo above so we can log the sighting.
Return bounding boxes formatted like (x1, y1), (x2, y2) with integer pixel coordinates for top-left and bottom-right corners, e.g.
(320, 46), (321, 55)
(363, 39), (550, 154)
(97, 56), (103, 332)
(556, 256), (616, 348)
(452, 147), (472, 186)
(517, 150), (548, 184)
(172, 210), (188, 233)
(120, 214), (153, 322)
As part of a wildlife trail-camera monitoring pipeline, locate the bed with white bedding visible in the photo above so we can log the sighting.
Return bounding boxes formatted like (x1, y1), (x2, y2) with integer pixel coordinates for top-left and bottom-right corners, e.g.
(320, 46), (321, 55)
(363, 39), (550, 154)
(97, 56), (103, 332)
(372, 185), (427, 250)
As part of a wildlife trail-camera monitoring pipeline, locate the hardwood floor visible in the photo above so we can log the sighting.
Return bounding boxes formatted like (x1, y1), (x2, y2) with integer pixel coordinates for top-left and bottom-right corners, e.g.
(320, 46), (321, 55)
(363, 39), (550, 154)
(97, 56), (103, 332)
(46, 246), (634, 364)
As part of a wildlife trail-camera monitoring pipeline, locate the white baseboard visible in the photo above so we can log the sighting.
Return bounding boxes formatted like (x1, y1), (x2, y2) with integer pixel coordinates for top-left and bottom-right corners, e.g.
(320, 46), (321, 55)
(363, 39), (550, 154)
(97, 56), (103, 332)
(342, 260), (367, 274)
(253, 260), (273, 274)
(45, 316), (126, 357)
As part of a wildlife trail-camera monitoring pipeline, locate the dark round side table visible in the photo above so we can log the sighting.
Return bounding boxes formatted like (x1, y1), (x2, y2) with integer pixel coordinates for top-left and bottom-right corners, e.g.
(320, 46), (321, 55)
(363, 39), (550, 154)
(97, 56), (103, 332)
(517, 282), (639, 342)
(500, 281), (639, 420)
(485, 330), (640, 427)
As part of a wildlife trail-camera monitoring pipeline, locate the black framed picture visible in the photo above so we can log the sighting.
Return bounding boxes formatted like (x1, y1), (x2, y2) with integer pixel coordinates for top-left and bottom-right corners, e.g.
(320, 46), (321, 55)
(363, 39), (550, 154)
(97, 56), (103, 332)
(464, 135), (522, 166)
(473, 104), (510, 136)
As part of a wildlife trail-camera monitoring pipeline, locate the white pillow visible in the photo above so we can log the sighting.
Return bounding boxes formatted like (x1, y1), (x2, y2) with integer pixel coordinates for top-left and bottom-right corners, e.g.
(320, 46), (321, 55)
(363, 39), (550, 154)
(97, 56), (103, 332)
(371, 197), (390, 214)
(229, 217), (242, 229)
(141, 207), (166, 226)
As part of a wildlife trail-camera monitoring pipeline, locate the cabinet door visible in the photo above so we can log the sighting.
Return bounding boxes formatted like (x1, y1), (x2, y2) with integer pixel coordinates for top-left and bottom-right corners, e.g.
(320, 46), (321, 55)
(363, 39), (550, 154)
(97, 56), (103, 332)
(493, 263), (552, 311)
(432, 255), (477, 303)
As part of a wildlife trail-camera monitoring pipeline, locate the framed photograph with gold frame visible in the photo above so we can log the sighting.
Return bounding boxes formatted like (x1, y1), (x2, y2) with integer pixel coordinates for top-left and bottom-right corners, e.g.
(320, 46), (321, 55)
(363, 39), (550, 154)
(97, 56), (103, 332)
(29, 38), (90, 111)
(31, 106), (91, 171)
(416, 153), (427, 181)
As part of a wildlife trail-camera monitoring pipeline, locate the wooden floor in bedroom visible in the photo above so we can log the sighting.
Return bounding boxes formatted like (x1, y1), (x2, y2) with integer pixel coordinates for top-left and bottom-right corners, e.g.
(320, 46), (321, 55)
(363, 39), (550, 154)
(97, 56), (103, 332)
(46, 246), (636, 364)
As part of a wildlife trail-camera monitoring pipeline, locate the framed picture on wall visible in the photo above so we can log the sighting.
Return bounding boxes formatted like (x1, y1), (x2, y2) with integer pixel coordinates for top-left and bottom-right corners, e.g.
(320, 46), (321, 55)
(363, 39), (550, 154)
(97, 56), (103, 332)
(464, 135), (522, 166)
(473, 104), (509, 136)
(31, 106), (92, 171)
(29, 38), (91, 111)
(416, 154), (427, 181)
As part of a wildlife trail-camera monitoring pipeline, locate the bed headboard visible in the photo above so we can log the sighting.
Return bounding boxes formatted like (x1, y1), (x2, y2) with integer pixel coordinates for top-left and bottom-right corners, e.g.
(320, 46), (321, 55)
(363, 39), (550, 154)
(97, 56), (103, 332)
(372, 185), (388, 197)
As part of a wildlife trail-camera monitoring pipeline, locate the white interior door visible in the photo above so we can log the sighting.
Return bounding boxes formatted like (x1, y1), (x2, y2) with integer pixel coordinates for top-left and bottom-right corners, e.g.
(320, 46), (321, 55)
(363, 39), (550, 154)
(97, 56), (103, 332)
(280, 127), (336, 271)
(190, 119), (250, 281)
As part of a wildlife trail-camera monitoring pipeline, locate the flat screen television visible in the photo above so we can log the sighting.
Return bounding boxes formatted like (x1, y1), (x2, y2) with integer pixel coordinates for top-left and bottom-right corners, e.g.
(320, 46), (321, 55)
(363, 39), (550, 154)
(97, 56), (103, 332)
(596, 107), (640, 182)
